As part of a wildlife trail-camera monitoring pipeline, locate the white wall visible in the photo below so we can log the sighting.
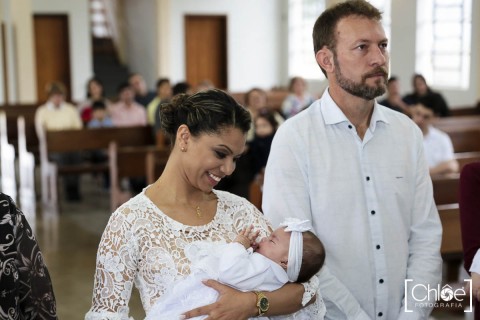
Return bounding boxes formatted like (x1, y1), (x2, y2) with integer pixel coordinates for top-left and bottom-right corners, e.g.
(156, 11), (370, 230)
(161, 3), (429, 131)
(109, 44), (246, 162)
(168, 0), (283, 92)
(32, 0), (92, 102)
(123, 0), (158, 89)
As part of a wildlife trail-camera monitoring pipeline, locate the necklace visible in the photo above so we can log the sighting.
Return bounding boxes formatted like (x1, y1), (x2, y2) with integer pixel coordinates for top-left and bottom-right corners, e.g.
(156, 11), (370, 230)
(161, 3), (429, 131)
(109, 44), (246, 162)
(194, 205), (202, 218)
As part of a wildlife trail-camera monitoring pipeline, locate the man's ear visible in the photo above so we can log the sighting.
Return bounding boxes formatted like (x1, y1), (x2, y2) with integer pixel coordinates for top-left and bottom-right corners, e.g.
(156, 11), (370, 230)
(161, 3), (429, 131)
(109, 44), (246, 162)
(315, 46), (334, 74)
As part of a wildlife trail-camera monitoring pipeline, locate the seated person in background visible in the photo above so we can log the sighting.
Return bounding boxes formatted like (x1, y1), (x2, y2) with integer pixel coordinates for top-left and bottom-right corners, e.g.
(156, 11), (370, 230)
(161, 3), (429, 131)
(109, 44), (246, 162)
(403, 74), (450, 117)
(244, 88), (284, 142)
(379, 76), (411, 116)
(109, 82), (147, 127)
(250, 110), (278, 180)
(281, 77), (315, 119)
(35, 81), (83, 201)
(87, 101), (113, 128)
(146, 219), (326, 320)
(128, 73), (156, 107)
(172, 81), (193, 96)
(459, 163), (480, 318)
(0, 192), (57, 319)
(411, 101), (459, 175)
(77, 77), (110, 124)
(195, 79), (215, 93)
(147, 78), (172, 126)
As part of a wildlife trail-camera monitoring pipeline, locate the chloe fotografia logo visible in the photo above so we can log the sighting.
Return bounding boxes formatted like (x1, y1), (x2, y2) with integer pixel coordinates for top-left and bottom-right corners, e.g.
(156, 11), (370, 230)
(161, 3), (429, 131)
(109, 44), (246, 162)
(404, 279), (473, 312)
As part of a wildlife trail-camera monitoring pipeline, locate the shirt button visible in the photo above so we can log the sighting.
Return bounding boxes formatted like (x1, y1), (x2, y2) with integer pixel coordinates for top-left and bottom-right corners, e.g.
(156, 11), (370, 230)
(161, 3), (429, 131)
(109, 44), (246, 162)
(376, 245), (381, 249)
(371, 210), (376, 215)
(379, 279), (384, 284)
(366, 176), (370, 181)
(348, 125), (353, 129)
(378, 312), (383, 317)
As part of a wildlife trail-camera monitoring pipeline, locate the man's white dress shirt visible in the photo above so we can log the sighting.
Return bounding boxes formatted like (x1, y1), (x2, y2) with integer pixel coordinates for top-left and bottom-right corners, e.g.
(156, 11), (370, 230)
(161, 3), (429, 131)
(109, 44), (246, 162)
(263, 89), (442, 320)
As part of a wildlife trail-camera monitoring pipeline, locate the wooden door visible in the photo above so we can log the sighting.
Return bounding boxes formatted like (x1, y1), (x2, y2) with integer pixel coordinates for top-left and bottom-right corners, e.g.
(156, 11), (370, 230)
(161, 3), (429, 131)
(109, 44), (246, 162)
(185, 16), (227, 89)
(34, 15), (71, 102)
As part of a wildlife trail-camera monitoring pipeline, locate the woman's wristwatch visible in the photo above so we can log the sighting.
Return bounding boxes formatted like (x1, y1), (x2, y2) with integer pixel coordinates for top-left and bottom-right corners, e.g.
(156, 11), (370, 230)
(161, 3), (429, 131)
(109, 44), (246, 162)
(254, 291), (269, 316)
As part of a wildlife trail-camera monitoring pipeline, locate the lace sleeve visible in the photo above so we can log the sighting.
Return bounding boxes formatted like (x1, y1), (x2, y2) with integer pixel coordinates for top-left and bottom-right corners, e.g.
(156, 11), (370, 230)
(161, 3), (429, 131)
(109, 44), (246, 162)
(86, 206), (139, 320)
(301, 274), (320, 306)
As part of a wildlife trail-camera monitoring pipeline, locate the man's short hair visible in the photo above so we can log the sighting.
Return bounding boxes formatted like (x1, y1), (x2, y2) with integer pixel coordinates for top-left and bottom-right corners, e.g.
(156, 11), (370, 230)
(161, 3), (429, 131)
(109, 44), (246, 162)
(312, 0), (382, 76)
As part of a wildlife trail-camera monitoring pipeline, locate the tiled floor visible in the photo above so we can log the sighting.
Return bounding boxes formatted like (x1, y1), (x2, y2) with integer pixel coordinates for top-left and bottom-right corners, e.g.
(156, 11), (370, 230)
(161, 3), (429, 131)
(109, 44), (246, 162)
(31, 175), (469, 319)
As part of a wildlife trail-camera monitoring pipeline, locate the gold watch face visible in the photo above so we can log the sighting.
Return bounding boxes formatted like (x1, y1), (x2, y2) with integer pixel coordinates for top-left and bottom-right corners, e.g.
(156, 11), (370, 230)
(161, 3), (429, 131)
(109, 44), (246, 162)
(259, 297), (269, 311)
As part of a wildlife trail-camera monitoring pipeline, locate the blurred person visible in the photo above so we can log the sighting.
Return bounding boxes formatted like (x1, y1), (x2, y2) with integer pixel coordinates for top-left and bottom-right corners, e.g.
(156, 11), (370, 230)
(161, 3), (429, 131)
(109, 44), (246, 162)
(109, 82), (147, 127)
(173, 81), (193, 96)
(0, 192), (57, 319)
(281, 77), (315, 119)
(403, 74), (450, 117)
(147, 78), (172, 126)
(77, 77), (111, 124)
(249, 110), (279, 178)
(129, 73), (156, 107)
(87, 100), (114, 128)
(411, 101), (459, 175)
(35, 82), (83, 201)
(378, 76), (411, 116)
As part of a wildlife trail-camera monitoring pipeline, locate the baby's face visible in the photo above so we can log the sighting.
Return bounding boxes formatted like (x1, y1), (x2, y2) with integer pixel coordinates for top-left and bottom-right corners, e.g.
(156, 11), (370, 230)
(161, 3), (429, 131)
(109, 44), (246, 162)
(256, 227), (290, 269)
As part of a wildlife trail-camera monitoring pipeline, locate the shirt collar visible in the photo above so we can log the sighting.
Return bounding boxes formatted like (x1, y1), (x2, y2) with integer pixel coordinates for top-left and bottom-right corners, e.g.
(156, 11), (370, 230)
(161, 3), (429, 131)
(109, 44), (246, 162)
(321, 87), (390, 131)
(46, 101), (65, 110)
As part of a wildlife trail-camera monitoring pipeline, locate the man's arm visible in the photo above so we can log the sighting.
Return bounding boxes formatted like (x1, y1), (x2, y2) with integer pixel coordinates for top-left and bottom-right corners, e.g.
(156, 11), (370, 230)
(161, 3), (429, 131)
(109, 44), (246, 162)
(429, 159), (459, 175)
(398, 132), (443, 320)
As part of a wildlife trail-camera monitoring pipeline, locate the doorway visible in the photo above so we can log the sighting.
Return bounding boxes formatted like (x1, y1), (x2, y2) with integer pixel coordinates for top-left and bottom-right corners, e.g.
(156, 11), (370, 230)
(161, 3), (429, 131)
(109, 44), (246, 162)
(34, 15), (71, 103)
(185, 15), (227, 90)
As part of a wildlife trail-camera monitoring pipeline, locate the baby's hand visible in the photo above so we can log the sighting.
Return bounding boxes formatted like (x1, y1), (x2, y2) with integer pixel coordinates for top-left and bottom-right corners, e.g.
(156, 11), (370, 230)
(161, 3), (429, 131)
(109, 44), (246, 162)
(234, 225), (260, 249)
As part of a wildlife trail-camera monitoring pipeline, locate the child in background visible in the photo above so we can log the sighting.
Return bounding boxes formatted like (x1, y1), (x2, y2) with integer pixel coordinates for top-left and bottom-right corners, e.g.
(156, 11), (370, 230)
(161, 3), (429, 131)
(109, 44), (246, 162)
(146, 218), (326, 320)
(87, 101), (114, 128)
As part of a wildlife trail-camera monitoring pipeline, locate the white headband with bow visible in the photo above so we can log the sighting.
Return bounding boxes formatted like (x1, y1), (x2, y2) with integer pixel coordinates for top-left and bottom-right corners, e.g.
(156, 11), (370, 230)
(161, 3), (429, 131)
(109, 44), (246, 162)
(278, 218), (312, 282)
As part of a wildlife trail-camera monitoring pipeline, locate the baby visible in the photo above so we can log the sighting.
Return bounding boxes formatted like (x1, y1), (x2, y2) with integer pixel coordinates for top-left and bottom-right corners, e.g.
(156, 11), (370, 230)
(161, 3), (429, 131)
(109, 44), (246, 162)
(146, 218), (326, 320)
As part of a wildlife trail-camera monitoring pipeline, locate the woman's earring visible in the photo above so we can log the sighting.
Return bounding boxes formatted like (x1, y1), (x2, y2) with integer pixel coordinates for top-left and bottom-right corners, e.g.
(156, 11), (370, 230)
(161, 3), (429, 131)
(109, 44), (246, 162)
(181, 147), (186, 152)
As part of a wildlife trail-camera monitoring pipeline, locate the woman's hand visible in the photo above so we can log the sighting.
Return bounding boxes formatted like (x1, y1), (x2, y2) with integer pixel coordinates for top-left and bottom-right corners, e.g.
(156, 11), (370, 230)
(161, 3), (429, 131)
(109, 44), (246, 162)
(182, 280), (257, 320)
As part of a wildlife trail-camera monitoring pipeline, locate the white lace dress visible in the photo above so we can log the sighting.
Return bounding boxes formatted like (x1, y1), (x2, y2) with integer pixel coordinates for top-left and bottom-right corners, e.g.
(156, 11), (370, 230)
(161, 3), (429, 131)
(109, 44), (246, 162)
(85, 188), (324, 319)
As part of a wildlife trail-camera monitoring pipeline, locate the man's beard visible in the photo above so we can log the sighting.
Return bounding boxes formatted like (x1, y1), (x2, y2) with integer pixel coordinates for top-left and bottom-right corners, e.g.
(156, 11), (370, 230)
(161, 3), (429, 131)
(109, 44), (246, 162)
(333, 54), (388, 100)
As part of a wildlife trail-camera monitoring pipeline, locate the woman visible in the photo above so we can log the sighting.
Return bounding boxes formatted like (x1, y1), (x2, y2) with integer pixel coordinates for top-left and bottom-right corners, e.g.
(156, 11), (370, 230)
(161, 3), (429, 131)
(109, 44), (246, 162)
(281, 77), (315, 119)
(77, 77), (111, 124)
(85, 89), (317, 319)
(0, 193), (57, 319)
(403, 74), (450, 117)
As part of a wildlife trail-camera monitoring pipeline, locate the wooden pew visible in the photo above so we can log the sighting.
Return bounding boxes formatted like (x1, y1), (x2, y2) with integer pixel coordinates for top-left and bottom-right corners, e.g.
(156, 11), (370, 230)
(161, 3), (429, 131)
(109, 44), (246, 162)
(433, 115), (480, 132)
(449, 101), (480, 116)
(432, 173), (460, 205)
(39, 126), (155, 206)
(109, 142), (170, 211)
(1, 104), (39, 154)
(447, 129), (480, 153)
(455, 151), (480, 171)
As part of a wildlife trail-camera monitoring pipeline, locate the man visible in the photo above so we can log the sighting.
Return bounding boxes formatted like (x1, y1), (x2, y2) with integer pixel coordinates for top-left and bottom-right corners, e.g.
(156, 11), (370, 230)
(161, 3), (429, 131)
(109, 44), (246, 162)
(128, 73), (156, 107)
(109, 82), (147, 127)
(379, 76), (411, 116)
(411, 101), (459, 175)
(263, 1), (442, 319)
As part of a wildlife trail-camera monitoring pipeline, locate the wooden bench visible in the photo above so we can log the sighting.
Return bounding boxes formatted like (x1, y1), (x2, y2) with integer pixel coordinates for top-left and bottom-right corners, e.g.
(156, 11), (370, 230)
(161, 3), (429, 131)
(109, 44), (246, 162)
(455, 151), (480, 171)
(447, 129), (480, 153)
(1, 104), (39, 154)
(434, 115), (480, 132)
(432, 173), (460, 206)
(449, 101), (480, 116)
(108, 142), (170, 210)
(39, 126), (155, 206)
